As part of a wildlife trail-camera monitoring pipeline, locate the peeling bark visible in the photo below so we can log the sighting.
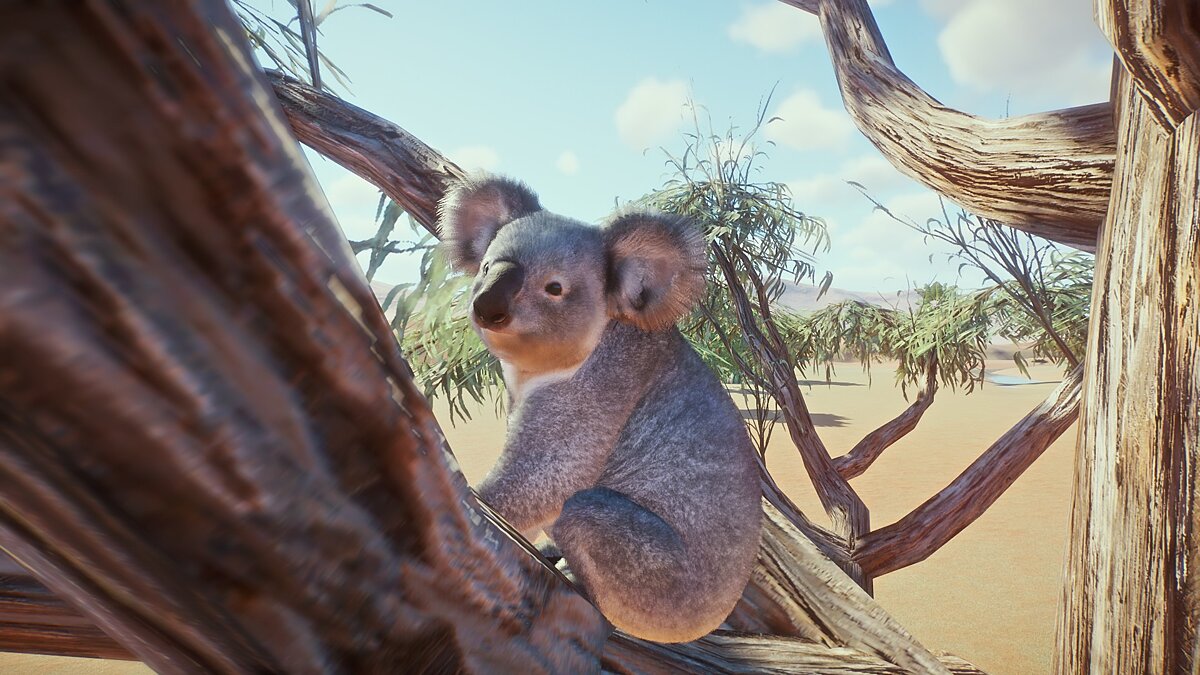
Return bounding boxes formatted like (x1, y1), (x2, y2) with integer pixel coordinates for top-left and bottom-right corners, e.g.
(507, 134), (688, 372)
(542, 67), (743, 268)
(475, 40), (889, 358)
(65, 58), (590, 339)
(778, 0), (1116, 250)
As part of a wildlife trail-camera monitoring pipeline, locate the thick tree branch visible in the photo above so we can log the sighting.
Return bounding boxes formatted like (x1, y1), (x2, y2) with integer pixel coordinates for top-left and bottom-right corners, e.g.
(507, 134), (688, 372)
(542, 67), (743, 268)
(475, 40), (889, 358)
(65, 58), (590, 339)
(267, 70), (465, 237)
(833, 361), (939, 480)
(1097, 0), (1200, 128)
(778, 0), (1116, 250)
(854, 367), (1083, 577)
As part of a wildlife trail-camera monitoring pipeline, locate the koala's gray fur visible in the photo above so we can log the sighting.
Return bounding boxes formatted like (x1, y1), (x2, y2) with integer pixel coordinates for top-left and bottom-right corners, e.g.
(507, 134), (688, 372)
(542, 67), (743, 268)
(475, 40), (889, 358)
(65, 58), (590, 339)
(438, 174), (763, 643)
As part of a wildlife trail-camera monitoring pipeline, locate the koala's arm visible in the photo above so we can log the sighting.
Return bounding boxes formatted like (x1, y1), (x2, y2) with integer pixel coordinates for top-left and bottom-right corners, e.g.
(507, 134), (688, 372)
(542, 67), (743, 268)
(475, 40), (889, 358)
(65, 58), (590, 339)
(476, 383), (625, 538)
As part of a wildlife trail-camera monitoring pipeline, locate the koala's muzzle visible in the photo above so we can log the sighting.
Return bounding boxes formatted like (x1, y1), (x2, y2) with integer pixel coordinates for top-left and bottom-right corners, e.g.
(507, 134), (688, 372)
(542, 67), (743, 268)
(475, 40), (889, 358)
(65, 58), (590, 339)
(473, 261), (524, 329)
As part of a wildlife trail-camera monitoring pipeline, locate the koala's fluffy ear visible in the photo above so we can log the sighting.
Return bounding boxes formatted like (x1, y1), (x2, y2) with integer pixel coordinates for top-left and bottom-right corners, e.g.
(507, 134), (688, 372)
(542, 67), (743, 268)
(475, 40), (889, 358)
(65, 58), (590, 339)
(604, 211), (707, 331)
(438, 174), (541, 273)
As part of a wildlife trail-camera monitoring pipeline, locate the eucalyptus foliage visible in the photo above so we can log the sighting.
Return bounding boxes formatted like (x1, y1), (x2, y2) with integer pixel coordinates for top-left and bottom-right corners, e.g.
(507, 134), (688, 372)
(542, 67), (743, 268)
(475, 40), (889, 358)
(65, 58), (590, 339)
(233, 0), (391, 92)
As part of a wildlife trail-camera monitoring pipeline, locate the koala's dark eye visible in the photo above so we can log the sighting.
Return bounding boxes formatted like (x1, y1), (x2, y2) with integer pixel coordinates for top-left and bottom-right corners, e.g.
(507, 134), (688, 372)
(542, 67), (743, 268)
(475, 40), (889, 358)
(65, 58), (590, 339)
(544, 282), (564, 296)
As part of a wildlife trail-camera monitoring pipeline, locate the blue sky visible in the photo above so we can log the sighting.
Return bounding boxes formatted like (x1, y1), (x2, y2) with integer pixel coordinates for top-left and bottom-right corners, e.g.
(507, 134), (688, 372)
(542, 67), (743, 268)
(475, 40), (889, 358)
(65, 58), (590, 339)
(250, 0), (1112, 291)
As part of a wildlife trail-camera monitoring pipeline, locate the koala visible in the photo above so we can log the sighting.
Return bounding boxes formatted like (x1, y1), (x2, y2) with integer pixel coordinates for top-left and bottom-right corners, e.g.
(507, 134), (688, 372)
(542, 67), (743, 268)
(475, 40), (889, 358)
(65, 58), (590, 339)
(438, 174), (763, 644)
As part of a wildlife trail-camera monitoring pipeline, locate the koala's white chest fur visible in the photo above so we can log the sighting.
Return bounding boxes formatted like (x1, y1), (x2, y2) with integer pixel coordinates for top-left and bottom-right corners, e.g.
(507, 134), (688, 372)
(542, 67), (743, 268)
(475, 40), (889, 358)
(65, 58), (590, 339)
(501, 360), (581, 403)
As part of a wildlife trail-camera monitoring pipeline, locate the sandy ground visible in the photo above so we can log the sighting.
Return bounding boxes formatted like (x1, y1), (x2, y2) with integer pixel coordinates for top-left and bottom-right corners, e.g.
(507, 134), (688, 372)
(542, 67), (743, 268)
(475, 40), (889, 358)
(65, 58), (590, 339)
(1, 360), (1074, 674)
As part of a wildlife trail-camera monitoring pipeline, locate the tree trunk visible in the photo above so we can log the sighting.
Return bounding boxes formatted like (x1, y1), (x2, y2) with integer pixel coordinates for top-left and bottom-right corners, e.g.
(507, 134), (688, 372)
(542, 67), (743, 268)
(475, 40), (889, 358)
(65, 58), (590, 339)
(0, 2), (607, 672)
(1055, 5), (1200, 668)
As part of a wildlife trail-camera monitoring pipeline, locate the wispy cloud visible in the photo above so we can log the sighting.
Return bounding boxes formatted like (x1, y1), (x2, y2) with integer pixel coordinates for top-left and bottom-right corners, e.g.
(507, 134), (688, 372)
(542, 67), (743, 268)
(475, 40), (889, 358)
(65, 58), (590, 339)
(765, 89), (855, 152)
(615, 77), (689, 150)
(728, 2), (821, 53)
(934, 0), (1111, 105)
(450, 145), (501, 172)
(556, 150), (580, 175)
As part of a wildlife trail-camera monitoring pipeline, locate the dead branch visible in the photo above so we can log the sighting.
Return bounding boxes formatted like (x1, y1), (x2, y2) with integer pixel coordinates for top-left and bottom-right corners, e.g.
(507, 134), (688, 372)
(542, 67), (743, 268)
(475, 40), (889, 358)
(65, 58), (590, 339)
(267, 70), (466, 236)
(855, 366), (1083, 577)
(777, 0), (1115, 250)
(833, 360), (938, 480)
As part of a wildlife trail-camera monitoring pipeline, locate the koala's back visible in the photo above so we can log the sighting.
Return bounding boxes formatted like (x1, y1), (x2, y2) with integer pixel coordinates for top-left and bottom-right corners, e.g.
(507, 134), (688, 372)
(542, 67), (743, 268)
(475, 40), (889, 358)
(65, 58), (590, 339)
(595, 325), (762, 613)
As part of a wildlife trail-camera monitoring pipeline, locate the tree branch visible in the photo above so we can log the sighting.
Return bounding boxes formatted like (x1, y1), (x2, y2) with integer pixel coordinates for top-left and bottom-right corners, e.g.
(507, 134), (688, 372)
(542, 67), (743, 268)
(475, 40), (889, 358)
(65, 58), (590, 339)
(267, 70), (466, 237)
(833, 360), (939, 480)
(1096, 0), (1200, 128)
(778, 0), (1115, 250)
(854, 366), (1083, 577)
(712, 246), (870, 555)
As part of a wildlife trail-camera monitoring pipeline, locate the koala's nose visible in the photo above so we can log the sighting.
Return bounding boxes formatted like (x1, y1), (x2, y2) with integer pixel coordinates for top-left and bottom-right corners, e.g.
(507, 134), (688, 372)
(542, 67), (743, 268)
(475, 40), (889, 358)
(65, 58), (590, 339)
(473, 261), (524, 329)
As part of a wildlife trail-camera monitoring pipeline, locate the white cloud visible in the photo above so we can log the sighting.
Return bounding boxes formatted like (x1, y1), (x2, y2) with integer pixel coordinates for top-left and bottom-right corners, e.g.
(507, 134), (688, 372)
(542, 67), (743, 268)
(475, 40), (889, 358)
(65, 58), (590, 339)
(322, 172), (385, 241)
(824, 190), (988, 291)
(788, 154), (918, 209)
(615, 78), (690, 150)
(556, 150), (580, 175)
(828, 191), (948, 290)
(935, 0), (1112, 105)
(765, 89), (855, 152)
(449, 145), (500, 172)
(728, 2), (821, 53)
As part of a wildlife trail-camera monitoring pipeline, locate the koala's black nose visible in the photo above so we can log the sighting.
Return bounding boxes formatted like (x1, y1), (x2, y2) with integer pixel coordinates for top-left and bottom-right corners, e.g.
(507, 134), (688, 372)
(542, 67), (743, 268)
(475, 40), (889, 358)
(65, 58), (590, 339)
(473, 261), (524, 329)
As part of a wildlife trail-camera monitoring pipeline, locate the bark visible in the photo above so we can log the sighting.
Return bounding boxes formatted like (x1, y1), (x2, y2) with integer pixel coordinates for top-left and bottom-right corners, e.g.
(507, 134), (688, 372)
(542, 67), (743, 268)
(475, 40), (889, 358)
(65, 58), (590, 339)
(856, 368), (1083, 577)
(268, 70), (465, 237)
(1054, 62), (1200, 672)
(833, 361), (938, 481)
(0, 2), (607, 672)
(1096, 0), (1200, 128)
(778, 0), (1116, 251)
(603, 632), (985, 674)
(0, 570), (130, 661)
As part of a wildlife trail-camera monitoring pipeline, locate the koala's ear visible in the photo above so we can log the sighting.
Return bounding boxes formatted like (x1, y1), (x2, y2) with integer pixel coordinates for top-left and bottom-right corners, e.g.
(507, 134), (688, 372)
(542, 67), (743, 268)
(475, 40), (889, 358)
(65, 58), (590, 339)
(438, 174), (541, 273)
(604, 211), (707, 331)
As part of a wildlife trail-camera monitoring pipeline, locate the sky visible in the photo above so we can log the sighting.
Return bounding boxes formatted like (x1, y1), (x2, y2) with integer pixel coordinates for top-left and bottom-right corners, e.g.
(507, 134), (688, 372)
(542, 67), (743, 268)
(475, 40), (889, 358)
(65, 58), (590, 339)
(248, 0), (1113, 292)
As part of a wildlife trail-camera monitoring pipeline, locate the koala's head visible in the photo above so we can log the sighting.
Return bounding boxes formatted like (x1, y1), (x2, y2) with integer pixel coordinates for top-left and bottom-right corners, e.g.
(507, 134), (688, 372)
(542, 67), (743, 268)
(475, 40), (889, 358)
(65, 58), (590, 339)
(438, 174), (706, 375)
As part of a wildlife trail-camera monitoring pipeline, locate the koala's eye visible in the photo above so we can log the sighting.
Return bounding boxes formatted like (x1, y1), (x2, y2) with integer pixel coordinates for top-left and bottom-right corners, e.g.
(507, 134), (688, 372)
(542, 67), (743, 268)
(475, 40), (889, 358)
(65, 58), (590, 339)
(544, 282), (564, 296)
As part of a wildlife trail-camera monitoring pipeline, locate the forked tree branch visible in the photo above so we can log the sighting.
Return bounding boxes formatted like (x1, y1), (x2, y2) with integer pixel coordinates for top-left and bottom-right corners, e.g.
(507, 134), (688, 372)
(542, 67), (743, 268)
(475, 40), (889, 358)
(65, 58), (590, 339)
(777, 0), (1116, 250)
(833, 360), (939, 480)
(854, 366), (1083, 577)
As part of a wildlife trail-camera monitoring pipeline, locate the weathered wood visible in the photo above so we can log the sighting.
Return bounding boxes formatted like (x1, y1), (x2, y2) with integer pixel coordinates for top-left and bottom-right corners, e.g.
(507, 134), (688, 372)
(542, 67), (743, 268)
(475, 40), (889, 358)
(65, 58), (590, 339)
(725, 504), (952, 674)
(1097, 0), (1200, 127)
(1054, 65), (1200, 673)
(0, 573), (132, 661)
(0, 1), (607, 672)
(833, 362), (938, 480)
(268, 70), (465, 236)
(778, 0), (1115, 251)
(856, 368), (1082, 577)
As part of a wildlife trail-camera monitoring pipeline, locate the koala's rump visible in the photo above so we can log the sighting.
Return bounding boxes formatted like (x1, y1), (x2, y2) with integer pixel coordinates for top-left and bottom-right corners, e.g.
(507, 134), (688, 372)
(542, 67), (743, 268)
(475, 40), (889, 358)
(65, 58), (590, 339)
(595, 344), (762, 604)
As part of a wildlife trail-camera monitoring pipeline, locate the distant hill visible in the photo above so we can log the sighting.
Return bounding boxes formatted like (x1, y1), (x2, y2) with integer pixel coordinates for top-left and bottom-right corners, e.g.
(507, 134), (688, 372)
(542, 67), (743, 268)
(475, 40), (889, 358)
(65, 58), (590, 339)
(776, 284), (918, 313)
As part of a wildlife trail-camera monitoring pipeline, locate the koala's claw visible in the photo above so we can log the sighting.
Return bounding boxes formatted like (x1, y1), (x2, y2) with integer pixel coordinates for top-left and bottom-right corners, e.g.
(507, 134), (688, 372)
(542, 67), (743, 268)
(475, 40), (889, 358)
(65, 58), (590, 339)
(537, 541), (563, 565)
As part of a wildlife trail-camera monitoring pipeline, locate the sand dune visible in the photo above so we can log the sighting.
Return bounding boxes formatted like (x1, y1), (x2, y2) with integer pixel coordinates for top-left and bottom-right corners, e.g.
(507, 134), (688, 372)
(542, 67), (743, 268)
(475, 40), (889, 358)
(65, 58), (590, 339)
(1, 361), (1073, 674)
